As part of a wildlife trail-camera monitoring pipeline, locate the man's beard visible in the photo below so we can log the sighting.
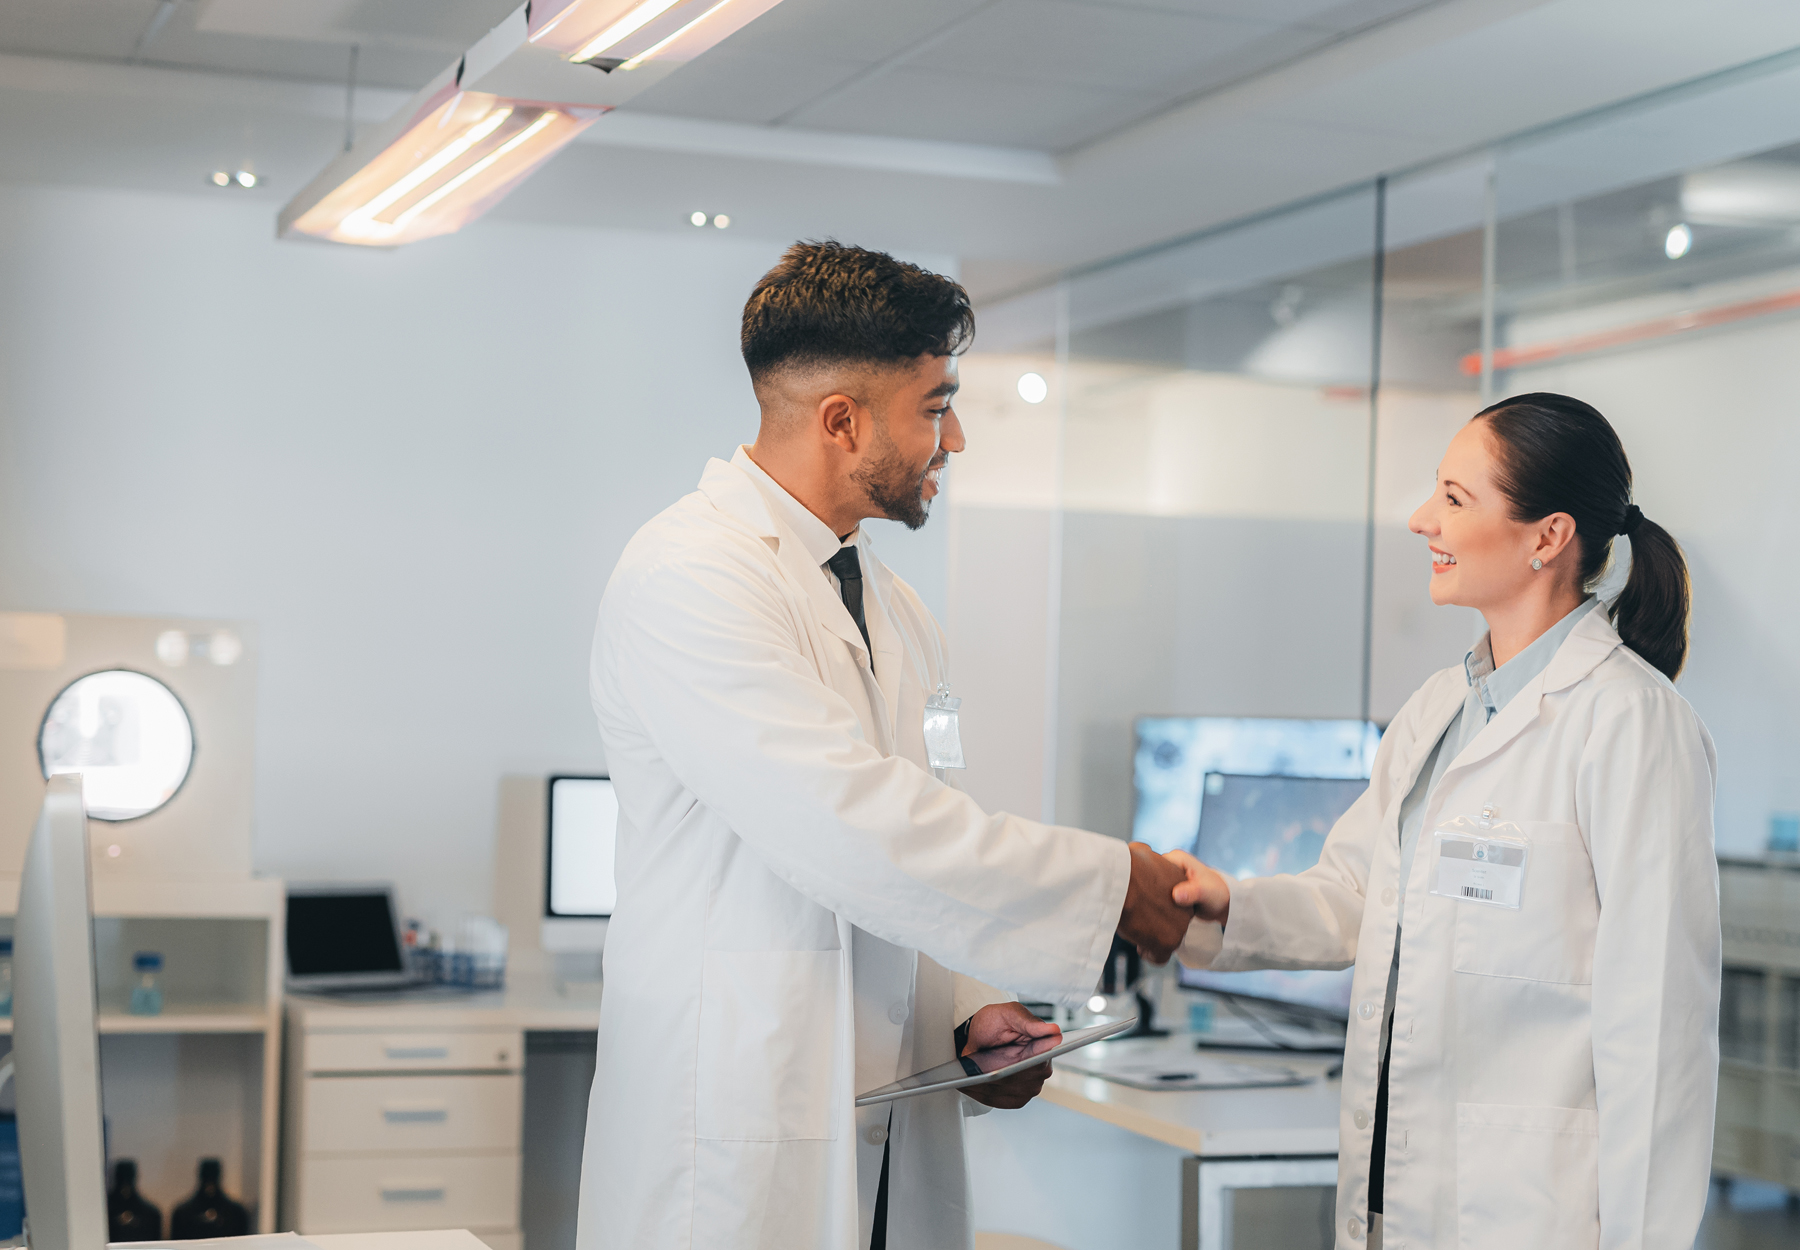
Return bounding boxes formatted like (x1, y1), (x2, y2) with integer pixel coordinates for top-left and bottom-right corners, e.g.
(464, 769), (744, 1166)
(852, 421), (937, 531)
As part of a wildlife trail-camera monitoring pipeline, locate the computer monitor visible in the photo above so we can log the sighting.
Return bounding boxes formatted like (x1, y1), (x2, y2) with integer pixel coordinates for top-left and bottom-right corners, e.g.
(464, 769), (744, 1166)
(13, 773), (108, 1250)
(1132, 716), (1380, 853)
(1177, 772), (1368, 1019)
(285, 884), (413, 992)
(541, 775), (618, 954)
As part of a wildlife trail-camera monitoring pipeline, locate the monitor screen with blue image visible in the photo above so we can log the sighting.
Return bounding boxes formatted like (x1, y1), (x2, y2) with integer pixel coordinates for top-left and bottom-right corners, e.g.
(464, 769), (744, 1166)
(1132, 716), (1380, 853)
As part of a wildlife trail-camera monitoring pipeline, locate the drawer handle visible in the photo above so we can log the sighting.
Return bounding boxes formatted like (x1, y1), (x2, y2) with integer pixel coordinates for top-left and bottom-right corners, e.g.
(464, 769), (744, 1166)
(383, 1046), (450, 1060)
(382, 1106), (450, 1124)
(380, 1184), (447, 1203)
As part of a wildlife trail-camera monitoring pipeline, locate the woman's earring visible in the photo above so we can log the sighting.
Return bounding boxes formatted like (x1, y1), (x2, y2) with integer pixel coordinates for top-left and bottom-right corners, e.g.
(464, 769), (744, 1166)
(1531, 558), (1543, 570)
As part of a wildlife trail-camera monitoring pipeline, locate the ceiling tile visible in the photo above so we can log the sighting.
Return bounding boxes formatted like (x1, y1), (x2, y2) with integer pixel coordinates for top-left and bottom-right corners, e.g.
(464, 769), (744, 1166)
(712, 0), (989, 62)
(923, 0), (1280, 93)
(1078, 0), (1438, 34)
(0, 0), (159, 61)
(629, 47), (877, 125)
(783, 61), (1160, 148)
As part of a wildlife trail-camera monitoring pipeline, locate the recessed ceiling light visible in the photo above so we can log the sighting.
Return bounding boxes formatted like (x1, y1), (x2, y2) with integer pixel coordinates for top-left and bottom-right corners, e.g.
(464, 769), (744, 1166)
(211, 171), (230, 187)
(236, 170), (258, 188)
(1017, 372), (1048, 404)
(1664, 222), (1692, 259)
(712, 213), (730, 229)
(689, 211), (707, 226)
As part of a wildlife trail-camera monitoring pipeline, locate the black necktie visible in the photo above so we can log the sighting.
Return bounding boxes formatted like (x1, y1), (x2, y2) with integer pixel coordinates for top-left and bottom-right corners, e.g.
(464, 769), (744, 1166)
(826, 546), (872, 669)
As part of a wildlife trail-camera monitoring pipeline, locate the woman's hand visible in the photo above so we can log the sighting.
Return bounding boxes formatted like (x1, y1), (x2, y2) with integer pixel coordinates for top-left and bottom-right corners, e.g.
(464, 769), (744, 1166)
(1164, 849), (1231, 927)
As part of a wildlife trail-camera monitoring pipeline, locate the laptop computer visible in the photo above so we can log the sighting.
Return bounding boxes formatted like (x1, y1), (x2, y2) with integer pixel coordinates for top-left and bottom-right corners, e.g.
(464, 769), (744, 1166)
(285, 883), (429, 994)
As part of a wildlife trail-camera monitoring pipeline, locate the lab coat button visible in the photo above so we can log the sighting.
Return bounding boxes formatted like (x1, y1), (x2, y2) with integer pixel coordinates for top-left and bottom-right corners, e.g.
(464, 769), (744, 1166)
(1353, 1109), (1370, 1130)
(864, 1124), (887, 1146)
(1357, 1001), (1376, 1020)
(1381, 887), (1397, 906)
(1347, 1216), (1364, 1240)
(888, 1003), (908, 1025)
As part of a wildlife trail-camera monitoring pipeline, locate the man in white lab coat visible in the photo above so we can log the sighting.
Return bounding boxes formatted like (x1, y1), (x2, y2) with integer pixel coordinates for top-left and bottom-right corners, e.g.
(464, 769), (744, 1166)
(578, 242), (1192, 1250)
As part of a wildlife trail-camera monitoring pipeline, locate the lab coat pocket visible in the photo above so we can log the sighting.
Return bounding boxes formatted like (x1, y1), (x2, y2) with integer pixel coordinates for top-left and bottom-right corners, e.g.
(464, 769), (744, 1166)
(1451, 821), (1597, 984)
(1454, 1102), (1598, 1250)
(695, 949), (842, 1142)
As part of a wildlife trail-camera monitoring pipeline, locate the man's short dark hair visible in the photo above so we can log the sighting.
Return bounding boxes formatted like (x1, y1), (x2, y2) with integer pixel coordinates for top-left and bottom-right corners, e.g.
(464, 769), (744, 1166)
(741, 240), (974, 384)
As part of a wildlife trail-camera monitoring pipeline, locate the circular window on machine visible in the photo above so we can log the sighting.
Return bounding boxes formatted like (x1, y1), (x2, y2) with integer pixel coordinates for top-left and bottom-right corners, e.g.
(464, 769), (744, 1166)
(38, 670), (195, 820)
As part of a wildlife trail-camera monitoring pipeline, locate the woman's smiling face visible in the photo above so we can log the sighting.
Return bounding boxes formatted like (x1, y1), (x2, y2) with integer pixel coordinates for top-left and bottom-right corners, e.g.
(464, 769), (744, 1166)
(1409, 419), (1548, 611)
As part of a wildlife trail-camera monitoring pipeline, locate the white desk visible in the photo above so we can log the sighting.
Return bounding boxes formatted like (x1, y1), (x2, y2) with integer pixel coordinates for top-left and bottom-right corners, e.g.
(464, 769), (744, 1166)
(969, 1030), (1341, 1250)
(282, 978), (602, 1250)
(117, 1228), (492, 1250)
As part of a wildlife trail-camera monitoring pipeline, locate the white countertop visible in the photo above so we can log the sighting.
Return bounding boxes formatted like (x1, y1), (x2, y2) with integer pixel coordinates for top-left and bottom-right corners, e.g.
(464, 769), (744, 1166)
(286, 974), (602, 1031)
(1038, 1031), (1342, 1157)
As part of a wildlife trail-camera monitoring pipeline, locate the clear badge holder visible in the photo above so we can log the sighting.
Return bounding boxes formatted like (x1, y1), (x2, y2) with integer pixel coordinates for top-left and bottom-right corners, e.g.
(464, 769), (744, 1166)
(1429, 804), (1530, 910)
(922, 683), (966, 770)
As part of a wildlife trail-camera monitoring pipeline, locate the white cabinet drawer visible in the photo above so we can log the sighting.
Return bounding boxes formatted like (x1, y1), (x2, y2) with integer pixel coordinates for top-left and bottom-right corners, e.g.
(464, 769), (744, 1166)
(306, 1030), (521, 1073)
(297, 1152), (519, 1232)
(304, 1073), (522, 1154)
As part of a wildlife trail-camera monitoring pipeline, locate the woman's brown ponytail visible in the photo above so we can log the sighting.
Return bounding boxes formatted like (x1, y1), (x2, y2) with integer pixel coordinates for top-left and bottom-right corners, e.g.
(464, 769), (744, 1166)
(1475, 393), (1691, 680)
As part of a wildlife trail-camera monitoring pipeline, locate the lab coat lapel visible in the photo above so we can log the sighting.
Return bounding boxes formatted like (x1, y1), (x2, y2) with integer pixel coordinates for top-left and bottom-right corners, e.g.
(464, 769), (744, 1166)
(857, 537), (906, 744)
(779, 536), (876, 665)
(696, 458), (873, 663)
(1443, 603), (1621, 777)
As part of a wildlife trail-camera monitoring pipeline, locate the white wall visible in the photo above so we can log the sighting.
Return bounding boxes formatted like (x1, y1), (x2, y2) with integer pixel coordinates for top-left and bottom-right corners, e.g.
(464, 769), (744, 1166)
(1507, 302), (1800, 856)
(0, 183), (949, 918)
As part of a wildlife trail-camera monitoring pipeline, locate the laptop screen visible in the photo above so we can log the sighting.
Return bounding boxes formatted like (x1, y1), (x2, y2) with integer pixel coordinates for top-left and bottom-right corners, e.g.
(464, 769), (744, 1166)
(287, 890), (405, 977)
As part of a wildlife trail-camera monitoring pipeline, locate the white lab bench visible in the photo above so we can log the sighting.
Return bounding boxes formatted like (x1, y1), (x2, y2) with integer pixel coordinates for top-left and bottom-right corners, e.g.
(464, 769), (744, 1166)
(281, 977), (603, 1250)
(970, 1029), (1342, 1249)
(284, 980), (1339, 1250)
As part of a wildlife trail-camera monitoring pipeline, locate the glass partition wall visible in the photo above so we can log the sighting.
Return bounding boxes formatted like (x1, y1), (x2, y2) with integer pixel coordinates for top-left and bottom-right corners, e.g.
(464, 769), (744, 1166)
(950, 51), (1800, 860)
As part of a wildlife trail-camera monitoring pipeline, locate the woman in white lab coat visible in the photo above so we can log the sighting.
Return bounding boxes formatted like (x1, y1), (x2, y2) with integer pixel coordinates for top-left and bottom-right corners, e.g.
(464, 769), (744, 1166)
(1170, 393), (1721, 1250)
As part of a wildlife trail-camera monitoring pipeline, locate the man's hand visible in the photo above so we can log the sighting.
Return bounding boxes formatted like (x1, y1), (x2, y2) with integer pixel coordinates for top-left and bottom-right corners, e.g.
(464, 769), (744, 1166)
(1118, 841), (1195, 962)
(1165, 848), (1231, 926)
(959, 1002), (1060, 1110)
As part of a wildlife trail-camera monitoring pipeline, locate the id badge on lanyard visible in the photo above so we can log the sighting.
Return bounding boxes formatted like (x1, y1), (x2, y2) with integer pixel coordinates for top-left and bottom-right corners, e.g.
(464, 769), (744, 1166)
(923, 683), (966, 770)
(1429, 805), (1530, 909)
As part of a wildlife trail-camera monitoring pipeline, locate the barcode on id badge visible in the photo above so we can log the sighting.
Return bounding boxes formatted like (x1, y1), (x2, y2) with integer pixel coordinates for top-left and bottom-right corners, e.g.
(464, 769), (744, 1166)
(1461, 886), (1494, 900)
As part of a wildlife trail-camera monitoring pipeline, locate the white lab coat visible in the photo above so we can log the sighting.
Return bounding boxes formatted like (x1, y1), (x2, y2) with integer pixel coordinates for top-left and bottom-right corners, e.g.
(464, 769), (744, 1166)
(578, 452), (1129, 1250)
(1180, 604), (1721, 1250)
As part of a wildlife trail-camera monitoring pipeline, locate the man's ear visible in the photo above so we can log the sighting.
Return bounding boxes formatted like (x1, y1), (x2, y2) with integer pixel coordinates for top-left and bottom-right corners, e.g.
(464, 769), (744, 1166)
(818, 393), (863, 454)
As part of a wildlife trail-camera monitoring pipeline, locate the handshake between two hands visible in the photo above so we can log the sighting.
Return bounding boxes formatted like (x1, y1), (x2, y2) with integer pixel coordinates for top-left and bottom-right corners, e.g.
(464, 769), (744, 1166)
(1118, 842), (1233, 964)
(957, 843), (1232, 1110)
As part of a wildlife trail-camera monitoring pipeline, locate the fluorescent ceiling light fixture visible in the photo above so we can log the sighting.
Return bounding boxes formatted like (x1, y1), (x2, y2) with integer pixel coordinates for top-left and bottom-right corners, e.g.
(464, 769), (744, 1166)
(618, 0), (736, 70)
(557, 0), (684, 63)
(281, 0), (788, 247)
(283, 90), (600, 246)
(530, 0), (768, 69)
